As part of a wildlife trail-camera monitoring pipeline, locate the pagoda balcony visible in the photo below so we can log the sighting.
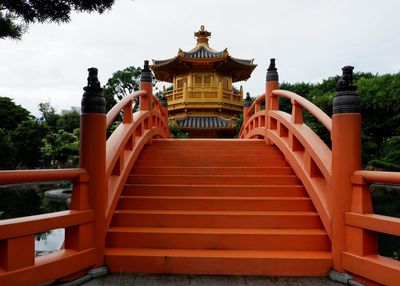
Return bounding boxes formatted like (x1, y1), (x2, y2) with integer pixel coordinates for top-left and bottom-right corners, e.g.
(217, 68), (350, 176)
(163, 85), (243, 112)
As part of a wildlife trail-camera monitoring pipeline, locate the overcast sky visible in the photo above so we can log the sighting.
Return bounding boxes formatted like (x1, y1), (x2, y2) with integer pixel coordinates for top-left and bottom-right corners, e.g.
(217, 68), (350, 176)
(1, 0), (399, 116)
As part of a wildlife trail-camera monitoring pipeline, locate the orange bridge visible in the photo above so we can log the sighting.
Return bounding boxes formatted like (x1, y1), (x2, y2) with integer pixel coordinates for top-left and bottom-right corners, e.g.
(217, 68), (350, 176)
(0, 60), (399, 286)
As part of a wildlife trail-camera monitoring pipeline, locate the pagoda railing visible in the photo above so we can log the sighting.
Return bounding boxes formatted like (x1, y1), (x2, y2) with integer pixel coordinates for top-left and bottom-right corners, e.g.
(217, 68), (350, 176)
(164, 85), (243, 109)
(239, 59), (400, 286)
(0, 61), (170, 286)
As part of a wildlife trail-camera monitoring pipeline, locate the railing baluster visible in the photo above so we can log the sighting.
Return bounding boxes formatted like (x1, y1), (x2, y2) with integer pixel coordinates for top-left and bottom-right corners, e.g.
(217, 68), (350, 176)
(291, 99), (303, 124)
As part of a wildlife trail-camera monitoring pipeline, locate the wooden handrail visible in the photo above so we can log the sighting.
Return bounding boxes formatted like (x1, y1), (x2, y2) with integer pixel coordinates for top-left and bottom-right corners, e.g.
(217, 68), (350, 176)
(106, 90), (146, 128)
(0, 168), (87, 185)
(353, 170), (400, 184)
(0, 210), (94, 240)
(272, 89), (332, 132)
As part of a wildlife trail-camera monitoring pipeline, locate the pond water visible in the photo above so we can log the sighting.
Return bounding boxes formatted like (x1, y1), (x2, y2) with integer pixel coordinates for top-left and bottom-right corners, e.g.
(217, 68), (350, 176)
(35, 228), (65, 256)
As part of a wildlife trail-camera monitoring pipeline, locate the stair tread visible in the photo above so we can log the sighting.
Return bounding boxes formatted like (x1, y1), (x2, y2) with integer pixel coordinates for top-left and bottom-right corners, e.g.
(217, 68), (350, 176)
(108, 226), (327, 235)
(114, 210), (319, 216)
(120, 195), (310, 200)
(125, 183), (304, 187)
(130, 174), (297, 178)
(105, 248), (332, 259)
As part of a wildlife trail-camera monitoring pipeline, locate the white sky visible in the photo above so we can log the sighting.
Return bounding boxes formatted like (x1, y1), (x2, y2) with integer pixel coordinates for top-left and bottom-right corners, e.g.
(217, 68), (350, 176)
(1, 0), (399, 116)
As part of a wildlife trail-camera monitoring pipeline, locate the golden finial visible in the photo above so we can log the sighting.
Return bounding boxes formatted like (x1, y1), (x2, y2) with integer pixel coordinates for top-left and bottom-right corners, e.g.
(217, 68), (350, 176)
(194, 25), (211, 46)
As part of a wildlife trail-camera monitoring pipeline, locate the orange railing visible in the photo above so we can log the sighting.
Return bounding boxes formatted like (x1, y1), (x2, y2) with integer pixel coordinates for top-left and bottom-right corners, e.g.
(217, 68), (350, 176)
(0, 169), (96, 286)
(342, 170), (400, 285)
(0, 63), (170, 285)
(239, 60), (400, 285)
(241, 89), (333, 238)
(105, 90), (170, 229)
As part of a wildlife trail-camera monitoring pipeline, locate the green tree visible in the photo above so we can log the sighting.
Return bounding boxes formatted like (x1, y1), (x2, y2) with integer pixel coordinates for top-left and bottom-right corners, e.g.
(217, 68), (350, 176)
(56, 110), (80, 133)
(104, 66), (142, 112)
(0, 97), (32, 131)
(12, 120), (48, 168)
(0, 0), (115, 40)
(41, 129), (79, 168)
(0, 128), (16, 169)
(38, 102), (60, 131)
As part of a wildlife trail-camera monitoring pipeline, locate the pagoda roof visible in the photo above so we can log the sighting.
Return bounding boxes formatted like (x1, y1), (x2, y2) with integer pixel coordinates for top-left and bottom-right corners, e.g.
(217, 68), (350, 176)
(151, 26), (256, 83)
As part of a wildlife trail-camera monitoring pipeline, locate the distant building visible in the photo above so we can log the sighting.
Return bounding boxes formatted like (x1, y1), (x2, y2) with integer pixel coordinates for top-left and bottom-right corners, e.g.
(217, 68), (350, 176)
(151, 25), (256, 138)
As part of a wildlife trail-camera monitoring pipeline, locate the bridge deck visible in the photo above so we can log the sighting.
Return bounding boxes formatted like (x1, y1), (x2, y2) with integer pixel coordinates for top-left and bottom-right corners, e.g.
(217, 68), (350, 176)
(82, 274), (342, 286)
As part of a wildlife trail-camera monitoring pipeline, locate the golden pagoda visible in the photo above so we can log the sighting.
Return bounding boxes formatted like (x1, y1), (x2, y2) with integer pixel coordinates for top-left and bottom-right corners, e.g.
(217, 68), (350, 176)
(151, 25), (256, 137)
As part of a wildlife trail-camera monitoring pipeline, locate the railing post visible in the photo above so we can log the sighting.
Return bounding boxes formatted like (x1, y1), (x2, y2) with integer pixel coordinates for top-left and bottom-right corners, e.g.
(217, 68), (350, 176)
(266, 58), (279, 132)
(140, 60), (153, 130)
(80, 68), (107, 267)
(243, 92), (252, 127)
(330, 66), (361, 271)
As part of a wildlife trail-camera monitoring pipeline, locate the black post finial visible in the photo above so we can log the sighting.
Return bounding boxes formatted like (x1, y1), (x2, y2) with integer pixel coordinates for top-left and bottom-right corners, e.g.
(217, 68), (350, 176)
(141, 60), (152, 83)
(333, 66), (359, 114)
(81, 67), (106, 114)
(244, 92), (252, 107)
(159, 93), (168, 107)
(266, 58), (279, 82)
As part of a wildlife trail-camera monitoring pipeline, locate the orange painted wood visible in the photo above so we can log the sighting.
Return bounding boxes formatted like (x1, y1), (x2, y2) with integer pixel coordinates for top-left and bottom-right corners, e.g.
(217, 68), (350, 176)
(117, 196), (314, 211)
(272, 90), (332, 132)
(0, 168), (86, 185)
(353, 170), (400, 185)
(0, 210), (94, 240)
(0, 249), (96, 286)
(131, 166), (294, 176)
(127, 175), (301, 185)
(0, 235), (34, 271)
(124, 184), (307, 197)
(342, 252), (400, 286)
(107, 227), (329, 251)
(111, 210), (323, 229)
(345, 212), (400, 236)
(105, 248), (332, 276)
(135, 159), (289, 167)
(106, 139), (330, 276)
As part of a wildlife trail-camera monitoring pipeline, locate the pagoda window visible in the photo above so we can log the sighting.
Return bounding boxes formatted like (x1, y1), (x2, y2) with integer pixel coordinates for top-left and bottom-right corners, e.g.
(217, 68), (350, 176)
(203, 75), (212, 85)
(222, 78), (229, 90)
(177, 78), (187, 89)
(194, 76), (202, 86)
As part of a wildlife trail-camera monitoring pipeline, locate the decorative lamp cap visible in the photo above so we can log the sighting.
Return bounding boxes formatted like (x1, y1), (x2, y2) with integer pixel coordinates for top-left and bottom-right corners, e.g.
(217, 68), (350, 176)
(81, 67), (106, 114)
(333, 65), (359, 114)
(244, 92), (252, 107)
(336, 66), (357, 92)
(140, 60), (152, 83)
(266, 58), (279, 82)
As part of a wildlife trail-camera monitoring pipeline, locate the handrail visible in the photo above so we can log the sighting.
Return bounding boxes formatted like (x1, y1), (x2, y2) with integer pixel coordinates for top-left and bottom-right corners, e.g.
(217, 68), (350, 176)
(246, 94), (264, 116)
(0, 168), (86, 184)
(106, 90), (146, 128)
(353, 170), (400, 184)
(272, 90), (332, 132)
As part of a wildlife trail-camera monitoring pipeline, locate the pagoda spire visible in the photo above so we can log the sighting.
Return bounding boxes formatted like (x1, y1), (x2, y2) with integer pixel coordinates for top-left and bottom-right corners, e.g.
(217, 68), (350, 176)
(194, 25), (211, 47)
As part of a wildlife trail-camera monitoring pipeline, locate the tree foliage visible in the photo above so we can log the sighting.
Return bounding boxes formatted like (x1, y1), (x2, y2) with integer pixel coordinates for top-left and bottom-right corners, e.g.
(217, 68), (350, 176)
(104, 66), (142, 112)
(280, 72), (400, 171)
(0, 0), (115, 40)
(0, 97), (32, 131)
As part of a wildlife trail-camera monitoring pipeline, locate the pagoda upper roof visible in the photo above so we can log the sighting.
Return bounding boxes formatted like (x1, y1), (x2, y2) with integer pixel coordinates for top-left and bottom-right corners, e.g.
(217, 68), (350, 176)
(151, 25), (256, 83)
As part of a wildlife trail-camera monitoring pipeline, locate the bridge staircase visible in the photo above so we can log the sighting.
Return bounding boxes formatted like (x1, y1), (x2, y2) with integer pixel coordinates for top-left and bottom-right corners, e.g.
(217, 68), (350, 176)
(105, 139), (332, 275)
(1, 60), (400, 286)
